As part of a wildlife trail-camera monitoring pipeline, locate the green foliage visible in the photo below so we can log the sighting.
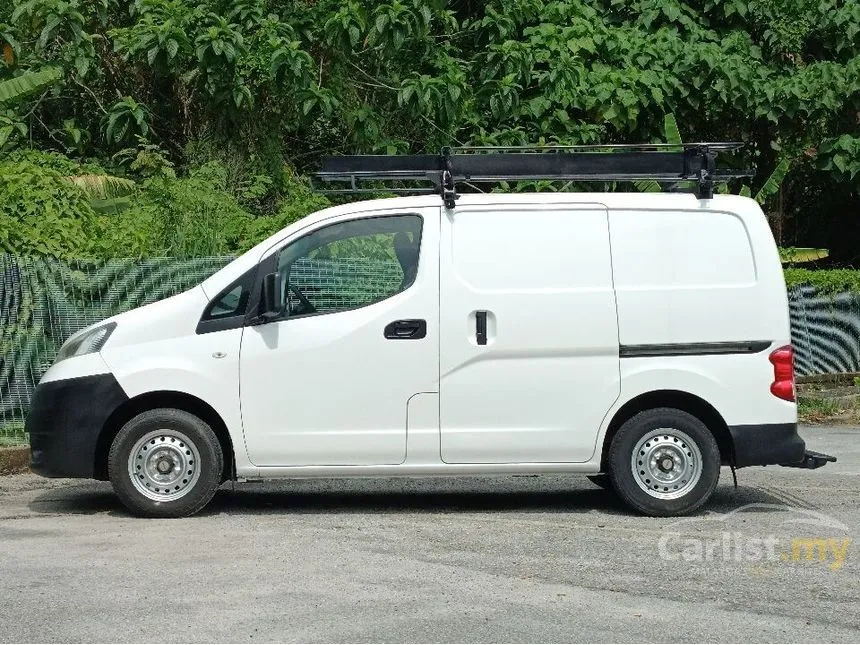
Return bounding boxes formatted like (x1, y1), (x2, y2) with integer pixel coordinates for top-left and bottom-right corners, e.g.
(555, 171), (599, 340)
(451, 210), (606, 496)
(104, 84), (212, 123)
(233, 170), (332, 250)
(0, 66), (62, 149)
(67, 174), (136, 200)
(662, 114), (682, 151)
(103, 97), (150, 144)
(0, 66), (61, 104)
(55, 117), (90, 155)
(0, 112), (27, 151)
(797, 395), (844, 424)
(0, 0), (857, 259)
(635, 113), (683, 193)
(68, 173), (137, 214)
(142, 175), (253, 257)
(754, 157), (791, 204)
(2, 0), (856, 166)
(114, 139), (176, 178)
(0, 155), (101, 258)
(0, 421), (27, 447)
(818, 136), (860, 181)
(779, 247), (828, 263)
(95, 166), (328, 259)
(0, 147), (328, 259)
(784, 268), (860, 296)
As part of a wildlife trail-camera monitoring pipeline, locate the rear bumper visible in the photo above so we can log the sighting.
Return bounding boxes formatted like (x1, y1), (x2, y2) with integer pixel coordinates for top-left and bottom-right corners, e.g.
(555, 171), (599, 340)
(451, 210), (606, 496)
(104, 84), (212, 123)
(27, 373), (128, 478)
(729, 422), (807, 468)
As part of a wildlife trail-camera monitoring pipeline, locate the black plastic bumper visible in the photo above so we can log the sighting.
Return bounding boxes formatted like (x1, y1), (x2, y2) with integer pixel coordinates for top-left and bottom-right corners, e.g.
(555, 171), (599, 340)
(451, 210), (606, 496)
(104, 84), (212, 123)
(27, 373), (128, 478)
(729, 422), (807, 468)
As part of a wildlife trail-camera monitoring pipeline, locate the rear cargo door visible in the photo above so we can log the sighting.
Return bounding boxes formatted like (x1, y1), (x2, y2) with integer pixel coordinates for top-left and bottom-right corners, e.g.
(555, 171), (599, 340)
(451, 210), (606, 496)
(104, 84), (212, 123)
(439, 203), (620, 463)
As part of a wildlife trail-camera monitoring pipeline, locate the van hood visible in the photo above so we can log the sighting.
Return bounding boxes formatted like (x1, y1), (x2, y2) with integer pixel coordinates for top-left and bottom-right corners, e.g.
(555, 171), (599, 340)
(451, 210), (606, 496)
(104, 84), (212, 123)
(95, 286), (211, 351)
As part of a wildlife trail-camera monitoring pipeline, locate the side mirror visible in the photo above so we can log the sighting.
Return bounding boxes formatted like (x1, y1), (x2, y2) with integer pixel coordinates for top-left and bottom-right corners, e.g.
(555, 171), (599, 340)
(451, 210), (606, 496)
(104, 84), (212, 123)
(260, 272), (283, 319)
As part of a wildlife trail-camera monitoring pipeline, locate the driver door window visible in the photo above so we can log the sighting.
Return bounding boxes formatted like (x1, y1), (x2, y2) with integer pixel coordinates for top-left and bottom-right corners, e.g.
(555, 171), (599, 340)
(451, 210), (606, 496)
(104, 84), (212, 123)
(276, 215), (423, 318)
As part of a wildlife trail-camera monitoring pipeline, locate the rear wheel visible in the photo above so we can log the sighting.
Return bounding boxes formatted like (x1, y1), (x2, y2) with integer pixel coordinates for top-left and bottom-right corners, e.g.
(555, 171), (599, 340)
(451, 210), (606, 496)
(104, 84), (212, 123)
(608, 408), (720, 517)
(108, 408), (223, 518)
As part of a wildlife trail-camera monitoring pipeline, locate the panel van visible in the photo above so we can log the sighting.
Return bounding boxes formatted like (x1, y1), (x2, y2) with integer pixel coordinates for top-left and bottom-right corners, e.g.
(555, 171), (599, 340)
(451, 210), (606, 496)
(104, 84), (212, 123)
(27, 149), (834, 517)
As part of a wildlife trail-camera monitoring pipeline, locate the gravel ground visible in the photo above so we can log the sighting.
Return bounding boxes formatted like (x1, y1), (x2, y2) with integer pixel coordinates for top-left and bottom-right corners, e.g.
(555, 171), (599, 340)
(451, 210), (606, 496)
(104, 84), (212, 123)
(0, 425), (858, 643)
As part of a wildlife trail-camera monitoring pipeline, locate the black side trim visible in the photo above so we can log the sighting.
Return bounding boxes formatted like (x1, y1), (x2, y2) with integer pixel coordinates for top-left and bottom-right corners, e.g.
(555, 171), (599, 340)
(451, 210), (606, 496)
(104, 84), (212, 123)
(729, 422), (806, 468)
(620, 341), (771, 358)
(27, 374), (129, 478)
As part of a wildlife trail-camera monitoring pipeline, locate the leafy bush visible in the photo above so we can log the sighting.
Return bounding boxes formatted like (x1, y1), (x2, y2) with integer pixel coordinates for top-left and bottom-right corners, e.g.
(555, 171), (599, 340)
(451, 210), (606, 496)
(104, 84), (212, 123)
(784, 268), (860, 296)
(0, 155), (102, 258)
(235, 171), (331, 249)
(144, 175), (254, 257)
(0, 147), (333, 259)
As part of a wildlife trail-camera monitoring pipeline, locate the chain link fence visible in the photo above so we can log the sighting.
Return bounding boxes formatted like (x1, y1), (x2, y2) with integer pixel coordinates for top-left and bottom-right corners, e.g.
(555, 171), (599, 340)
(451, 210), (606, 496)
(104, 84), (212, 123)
(2, 254), (859, 443)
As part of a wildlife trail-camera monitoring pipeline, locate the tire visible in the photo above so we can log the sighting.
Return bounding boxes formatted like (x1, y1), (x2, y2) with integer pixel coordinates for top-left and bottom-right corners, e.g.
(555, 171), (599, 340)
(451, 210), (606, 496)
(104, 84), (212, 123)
(608, 408), (720, 517)
(108, 408), (224, 518)
(587, 474), (614, 491)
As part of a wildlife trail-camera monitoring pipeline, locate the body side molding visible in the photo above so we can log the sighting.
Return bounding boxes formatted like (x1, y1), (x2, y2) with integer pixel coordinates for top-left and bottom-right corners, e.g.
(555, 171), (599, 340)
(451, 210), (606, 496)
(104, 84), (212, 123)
(620, 341), (771, 358)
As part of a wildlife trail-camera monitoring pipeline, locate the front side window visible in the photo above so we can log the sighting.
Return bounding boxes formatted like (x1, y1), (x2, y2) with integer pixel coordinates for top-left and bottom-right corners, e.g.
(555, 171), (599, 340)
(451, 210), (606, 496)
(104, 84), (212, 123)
(206, 284), (248, 319)
(197, 270), (254, 334)
(276, 214), (423, 317)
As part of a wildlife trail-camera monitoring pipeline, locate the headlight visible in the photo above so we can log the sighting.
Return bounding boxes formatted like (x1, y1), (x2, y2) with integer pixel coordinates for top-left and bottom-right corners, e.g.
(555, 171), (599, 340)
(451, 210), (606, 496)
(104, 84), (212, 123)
(55, 322), (117, 363)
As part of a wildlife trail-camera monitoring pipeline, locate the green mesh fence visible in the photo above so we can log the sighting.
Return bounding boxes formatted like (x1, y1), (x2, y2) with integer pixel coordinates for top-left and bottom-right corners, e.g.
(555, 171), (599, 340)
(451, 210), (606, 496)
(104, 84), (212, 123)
(2, 253), (859, 446)
(288, 257), (404, 313)
(1, 255), (232, 443)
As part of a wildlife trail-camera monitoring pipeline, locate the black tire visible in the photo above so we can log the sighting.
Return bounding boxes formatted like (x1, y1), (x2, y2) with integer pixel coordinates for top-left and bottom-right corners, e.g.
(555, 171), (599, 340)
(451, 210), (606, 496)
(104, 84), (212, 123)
(108, 408), (223, 518)
(608, 408), (720, 517)
(587, 474), (614, 491)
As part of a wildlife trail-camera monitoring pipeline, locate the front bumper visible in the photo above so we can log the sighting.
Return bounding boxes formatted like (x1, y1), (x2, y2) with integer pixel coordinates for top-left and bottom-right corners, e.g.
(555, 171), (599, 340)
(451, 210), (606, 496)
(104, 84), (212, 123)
(728, 422), (835, 469)
(27, 373), (128, 478)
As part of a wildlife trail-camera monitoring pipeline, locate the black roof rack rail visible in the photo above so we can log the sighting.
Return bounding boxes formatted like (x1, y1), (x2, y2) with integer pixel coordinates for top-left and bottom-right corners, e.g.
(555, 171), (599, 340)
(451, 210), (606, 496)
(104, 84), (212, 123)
(315, 143), (753, 207)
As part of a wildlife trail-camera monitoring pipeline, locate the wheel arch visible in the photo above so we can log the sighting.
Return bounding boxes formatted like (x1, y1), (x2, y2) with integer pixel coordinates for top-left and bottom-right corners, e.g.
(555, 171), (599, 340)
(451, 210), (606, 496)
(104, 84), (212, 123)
(599, 390), (734, 471)
(94, 390), (236, 481)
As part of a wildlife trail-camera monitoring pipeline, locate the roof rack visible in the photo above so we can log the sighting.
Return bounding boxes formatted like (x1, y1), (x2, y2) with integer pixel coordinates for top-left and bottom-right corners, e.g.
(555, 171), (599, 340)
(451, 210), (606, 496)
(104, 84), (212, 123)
(315, 143), (752, 207)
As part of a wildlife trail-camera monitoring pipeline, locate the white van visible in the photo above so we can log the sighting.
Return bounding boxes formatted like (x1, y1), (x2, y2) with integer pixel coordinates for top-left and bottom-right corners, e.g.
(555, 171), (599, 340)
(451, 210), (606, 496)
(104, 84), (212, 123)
(27, 148), (834, 517)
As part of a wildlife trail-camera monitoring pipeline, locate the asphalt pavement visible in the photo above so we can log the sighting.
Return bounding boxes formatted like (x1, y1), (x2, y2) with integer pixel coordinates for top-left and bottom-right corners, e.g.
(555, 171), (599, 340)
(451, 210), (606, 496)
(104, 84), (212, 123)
(0, 425), (858, 643)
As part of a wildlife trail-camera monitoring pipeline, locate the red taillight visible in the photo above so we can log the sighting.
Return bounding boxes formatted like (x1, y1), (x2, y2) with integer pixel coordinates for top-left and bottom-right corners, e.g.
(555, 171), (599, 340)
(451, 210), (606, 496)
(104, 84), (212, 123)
(769, 345), (795, 402)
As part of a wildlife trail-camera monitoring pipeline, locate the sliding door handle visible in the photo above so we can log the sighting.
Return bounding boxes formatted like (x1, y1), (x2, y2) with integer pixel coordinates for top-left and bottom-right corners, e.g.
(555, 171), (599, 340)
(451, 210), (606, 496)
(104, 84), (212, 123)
(384, 319), (427, 340)
(476, 311), (487, 346)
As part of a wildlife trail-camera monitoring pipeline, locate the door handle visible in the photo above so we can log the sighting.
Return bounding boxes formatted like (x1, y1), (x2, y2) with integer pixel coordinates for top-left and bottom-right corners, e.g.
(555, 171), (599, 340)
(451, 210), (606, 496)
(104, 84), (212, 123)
(476, 311), (488, 346)
(384, 319), (427, 340)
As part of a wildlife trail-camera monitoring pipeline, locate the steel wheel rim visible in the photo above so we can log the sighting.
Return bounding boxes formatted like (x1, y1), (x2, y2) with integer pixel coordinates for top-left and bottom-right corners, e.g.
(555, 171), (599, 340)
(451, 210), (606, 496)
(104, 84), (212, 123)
(631, 428), (703, 500)
(128, 430), (201, 502)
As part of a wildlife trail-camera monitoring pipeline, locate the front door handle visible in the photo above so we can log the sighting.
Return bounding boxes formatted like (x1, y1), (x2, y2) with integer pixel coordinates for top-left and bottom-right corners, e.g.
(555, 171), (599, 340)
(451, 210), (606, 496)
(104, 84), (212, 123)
(384, 319), (427, 340)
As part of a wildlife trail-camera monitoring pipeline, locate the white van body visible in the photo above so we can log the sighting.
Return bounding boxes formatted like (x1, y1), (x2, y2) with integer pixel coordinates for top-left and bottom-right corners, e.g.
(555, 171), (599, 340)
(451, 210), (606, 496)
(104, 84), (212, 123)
(28, 192), (816, 517)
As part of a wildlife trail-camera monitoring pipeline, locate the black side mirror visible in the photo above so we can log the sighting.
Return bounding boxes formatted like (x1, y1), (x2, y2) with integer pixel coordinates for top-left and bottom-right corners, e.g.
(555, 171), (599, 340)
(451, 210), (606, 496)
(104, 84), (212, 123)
(260, 272), (283, 319)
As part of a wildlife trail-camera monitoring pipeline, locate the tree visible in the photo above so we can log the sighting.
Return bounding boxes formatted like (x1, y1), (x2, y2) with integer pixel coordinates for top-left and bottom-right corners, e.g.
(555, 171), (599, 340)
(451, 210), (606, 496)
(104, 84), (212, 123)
(0, 0), (856, 258)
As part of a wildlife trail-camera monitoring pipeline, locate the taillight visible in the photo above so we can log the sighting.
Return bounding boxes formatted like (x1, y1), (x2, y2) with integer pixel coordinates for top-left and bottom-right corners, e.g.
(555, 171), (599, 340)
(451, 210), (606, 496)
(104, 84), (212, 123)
(769, 345), (795, 402)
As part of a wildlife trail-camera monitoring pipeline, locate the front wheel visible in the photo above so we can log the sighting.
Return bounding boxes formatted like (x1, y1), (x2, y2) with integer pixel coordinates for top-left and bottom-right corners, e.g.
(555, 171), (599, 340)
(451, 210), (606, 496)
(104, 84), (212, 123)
(608, 408), (720, 517)
(108, 408), (224, 518)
